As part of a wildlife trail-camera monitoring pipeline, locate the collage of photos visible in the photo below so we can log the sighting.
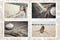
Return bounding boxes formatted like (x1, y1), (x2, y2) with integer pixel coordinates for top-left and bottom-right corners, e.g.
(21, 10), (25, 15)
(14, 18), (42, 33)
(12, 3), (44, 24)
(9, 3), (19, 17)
(0, 0), (59, 40)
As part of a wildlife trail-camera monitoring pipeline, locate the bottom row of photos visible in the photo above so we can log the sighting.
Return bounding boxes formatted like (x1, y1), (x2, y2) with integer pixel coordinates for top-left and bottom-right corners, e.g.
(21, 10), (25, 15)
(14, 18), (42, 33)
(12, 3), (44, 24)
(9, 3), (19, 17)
(4, 20), (56, 37)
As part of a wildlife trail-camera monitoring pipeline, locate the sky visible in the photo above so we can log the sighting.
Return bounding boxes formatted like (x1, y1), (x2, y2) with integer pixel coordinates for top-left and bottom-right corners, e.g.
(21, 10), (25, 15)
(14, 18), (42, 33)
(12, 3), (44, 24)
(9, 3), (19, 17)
(32, 19), (56, 24)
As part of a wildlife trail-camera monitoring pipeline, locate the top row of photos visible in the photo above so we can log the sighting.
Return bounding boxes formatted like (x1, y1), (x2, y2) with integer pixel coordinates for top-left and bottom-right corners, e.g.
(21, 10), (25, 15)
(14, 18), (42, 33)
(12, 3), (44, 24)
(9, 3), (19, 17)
(4, 2), (56, 18)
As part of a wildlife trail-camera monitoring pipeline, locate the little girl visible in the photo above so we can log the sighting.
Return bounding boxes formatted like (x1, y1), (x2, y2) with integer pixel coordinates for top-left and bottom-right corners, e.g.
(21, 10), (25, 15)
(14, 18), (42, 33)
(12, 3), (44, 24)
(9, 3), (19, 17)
(19, 6), (26, 18)
(40, 25), (45, 33)
(16, 6), (26, 18)
(11, 6), (26, 18)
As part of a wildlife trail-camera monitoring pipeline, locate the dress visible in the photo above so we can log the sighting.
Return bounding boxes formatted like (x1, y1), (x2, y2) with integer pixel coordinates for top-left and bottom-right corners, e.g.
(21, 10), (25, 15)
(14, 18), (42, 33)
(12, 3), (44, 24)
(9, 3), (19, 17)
(17, 10), (25, 18)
